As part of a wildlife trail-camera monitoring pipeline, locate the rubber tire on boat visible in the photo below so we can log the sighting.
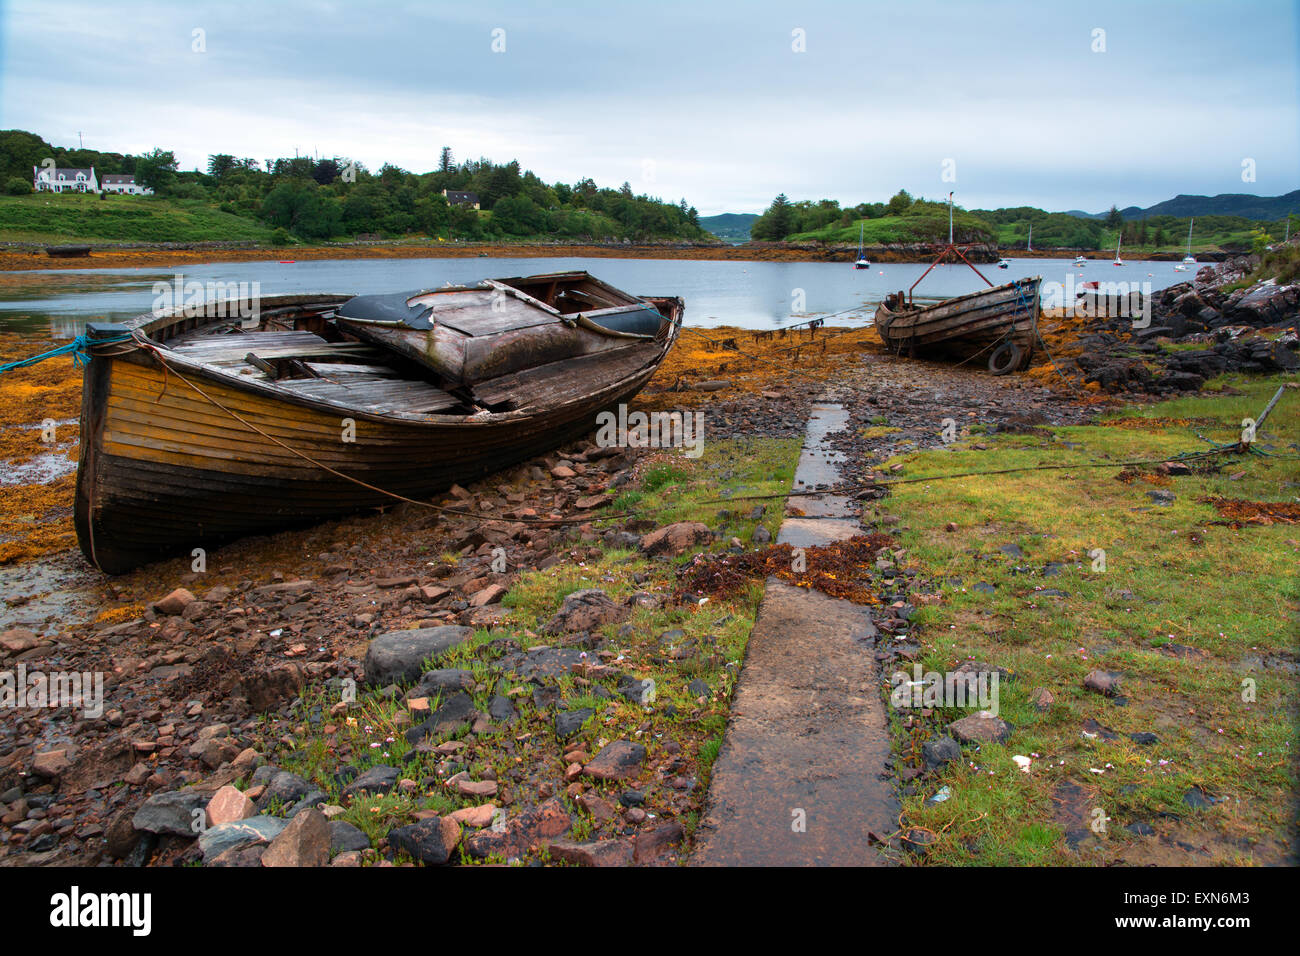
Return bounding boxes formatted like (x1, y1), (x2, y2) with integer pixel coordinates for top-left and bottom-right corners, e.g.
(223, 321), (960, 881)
(988, 343), (1022, 376)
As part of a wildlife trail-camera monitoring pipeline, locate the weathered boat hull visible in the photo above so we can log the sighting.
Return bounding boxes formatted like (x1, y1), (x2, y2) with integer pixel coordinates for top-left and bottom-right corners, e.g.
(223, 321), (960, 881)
(74, 288), (682, 574)
(874, 276), (1041, 370)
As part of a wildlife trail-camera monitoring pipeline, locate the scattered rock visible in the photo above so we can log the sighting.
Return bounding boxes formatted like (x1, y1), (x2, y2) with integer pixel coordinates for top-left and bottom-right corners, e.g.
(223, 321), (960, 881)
(583, 740), (646, 781)
(639, 521), (711, 557)
(132, 790), (210, 838)
(152, 588), (197, 616)
(329, 820), (372, 853)
(363, 625), (473, 686)
(921, 736), (961, 769)
(0, 628), (38, 653)
(32, 747), (74, 779)
(1084, 670), (1122, 697)
(405, 691), (477, 744)
(542, 589), (629, 634)
(555, 708), (594, 738)
(341, 765), (399, 801)
(633, 821), (684, 862)
(464, 797), (570, 859)
(206, 785), (257, 826)
(548, 838), (633, 867)
(387, 816), (461, 865)
(198, 816), (287, 861)
(947, 712), (1013, 744)
(261, 809), (331, 867)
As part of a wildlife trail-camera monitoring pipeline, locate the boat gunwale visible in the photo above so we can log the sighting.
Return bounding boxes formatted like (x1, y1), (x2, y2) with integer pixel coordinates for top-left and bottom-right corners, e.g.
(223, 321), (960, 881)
(108, 291), (683, 428)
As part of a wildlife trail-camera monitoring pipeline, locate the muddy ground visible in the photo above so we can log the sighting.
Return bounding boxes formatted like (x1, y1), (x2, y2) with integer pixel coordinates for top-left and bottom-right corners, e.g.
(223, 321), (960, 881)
(1, 315), (1119, 866)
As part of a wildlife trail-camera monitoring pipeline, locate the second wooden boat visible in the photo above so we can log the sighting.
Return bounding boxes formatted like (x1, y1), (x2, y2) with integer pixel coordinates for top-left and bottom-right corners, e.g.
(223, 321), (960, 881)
(874, 240), (1041, 375)
(73, 271), (683, 573)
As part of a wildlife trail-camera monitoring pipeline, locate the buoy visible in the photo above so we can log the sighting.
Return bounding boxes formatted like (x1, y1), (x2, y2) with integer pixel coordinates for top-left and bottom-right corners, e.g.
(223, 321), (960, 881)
(279, 260), (295, 264)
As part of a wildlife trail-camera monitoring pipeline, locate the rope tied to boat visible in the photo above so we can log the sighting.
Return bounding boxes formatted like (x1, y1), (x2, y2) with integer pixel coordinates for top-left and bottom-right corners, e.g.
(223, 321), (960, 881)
(0, 332), (133, 375)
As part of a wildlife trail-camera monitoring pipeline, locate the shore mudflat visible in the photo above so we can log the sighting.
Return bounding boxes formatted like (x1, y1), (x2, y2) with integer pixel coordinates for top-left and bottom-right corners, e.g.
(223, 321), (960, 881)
(0, 239), (1176, 273)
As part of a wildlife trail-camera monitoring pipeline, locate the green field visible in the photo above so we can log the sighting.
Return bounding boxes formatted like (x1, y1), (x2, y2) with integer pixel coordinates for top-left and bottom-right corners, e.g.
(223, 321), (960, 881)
(789, 208), (997, 245)
(0, 193), (278, 243)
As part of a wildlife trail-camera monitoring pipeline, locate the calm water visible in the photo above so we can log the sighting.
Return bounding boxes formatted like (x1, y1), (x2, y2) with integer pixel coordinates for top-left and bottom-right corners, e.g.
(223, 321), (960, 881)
(0, 254), (1196, 337)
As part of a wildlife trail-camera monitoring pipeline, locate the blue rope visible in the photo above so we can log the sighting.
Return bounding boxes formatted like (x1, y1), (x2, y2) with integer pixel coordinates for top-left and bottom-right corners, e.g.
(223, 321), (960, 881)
(0, 333), (133, 375)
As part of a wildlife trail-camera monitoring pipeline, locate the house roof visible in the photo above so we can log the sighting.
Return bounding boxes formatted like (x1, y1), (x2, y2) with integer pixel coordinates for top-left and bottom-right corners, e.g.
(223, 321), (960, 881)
(443, 190), (479, 203)
(41, 167), (95, 178)
(101, 175), (137, 184)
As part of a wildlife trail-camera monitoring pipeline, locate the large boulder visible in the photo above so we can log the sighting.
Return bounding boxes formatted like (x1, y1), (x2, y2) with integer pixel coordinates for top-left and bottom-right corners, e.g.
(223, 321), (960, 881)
(1225, 281), (1299, 327)
(363, 625), (473, 686)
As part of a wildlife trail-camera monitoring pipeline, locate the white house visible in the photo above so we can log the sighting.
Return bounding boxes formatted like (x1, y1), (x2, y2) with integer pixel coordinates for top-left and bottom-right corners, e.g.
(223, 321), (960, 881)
(33, 166), (98, 193)
(32, 166), (154, 195)
(100, 174), (153, 196)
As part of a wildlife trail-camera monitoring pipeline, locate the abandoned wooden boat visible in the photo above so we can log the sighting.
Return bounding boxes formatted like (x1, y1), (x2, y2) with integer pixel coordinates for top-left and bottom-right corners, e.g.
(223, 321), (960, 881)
(44, 244), (92, 258)
(73, 271), (683, 573)
(875, 273), (1041, 375)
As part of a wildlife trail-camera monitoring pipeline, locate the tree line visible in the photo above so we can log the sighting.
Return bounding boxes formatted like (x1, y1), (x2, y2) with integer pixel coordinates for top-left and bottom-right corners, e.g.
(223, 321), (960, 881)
(0, 130), (708, 243)
(748, 186), (1295, 251)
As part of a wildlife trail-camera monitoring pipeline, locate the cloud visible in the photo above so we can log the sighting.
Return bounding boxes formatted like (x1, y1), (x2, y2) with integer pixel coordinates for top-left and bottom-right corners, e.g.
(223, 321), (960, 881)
(2, 0), (1296, 214)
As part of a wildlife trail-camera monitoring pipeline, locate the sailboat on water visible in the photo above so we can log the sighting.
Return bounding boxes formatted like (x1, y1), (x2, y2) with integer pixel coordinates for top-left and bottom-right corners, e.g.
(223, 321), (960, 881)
(854, 222), (870, 269)
(1113, 232), (1124, 266)
(1182, 218), (1197, 265)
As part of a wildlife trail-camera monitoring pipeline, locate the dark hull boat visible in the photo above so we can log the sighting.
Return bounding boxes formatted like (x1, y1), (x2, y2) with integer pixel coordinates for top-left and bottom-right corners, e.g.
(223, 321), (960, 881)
(74, 271), (683, 573)
(874, 276), (1042, 374)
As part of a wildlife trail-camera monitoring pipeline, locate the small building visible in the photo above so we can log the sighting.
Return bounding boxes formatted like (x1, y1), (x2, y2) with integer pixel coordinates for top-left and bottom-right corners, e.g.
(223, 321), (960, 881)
(34, 166), (98, 193)
(442, 189), (480, 209)
(100, 174), (154, 196)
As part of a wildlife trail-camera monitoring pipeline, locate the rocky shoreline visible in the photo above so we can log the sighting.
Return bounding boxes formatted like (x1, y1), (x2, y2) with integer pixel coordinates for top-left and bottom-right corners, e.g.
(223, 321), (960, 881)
(1047, 254), (1298, 395)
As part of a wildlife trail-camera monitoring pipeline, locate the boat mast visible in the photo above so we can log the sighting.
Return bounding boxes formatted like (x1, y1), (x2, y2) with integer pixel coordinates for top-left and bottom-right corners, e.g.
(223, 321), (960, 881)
(1186, 217), (1194, 255)
(948, 192), (954, 245)
(1027, 223), (1032, 252)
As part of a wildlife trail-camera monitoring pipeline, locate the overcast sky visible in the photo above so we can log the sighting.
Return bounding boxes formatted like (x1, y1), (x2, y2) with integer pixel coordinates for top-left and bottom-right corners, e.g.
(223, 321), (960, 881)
(2, 0), (1296, 215)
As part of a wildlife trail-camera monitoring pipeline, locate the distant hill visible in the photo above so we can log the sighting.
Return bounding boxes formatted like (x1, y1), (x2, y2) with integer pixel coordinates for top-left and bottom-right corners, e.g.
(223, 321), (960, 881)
(699, 212), (758, 241)
(1066, 190), (1300, 221)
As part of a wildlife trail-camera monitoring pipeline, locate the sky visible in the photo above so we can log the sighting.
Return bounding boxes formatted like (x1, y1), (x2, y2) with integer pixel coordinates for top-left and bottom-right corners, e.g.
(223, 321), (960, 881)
(1, 0), (1297, 216)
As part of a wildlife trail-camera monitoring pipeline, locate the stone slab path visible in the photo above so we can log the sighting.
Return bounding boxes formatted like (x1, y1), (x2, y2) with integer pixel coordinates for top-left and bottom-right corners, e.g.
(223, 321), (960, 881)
(691, 402), (898, 866)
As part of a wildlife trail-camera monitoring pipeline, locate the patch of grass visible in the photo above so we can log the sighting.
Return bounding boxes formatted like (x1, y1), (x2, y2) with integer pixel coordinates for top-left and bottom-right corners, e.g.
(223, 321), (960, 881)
(0, 192), (277, 243)
(882, 373), (1299, 865)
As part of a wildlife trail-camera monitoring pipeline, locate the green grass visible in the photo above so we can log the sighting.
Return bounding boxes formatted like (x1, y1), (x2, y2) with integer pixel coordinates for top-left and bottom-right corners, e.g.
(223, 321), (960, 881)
(882, 374), (1299, 865)
(789, 209), (995, 245)
(0, 192), (277, 243)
